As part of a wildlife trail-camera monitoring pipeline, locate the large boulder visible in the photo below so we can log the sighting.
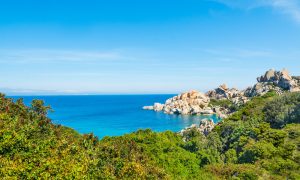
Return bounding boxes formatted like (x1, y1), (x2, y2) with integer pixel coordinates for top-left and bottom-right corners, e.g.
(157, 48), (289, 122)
(257, 69), (276, 82)
(143, 103), (164, 111)
(246, 69), (300, 97)
(206, 84), (242, 100)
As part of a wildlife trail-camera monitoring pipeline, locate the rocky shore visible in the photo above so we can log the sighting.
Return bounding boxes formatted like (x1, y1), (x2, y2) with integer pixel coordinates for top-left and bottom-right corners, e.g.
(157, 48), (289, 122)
(143, 68), (300, 117)
(179, 118), (215, 136)
(143, 90), (211, 114)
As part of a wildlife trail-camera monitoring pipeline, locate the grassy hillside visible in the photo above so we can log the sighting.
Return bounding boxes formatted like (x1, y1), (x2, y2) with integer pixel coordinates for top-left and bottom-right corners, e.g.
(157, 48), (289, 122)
(0, 92), (299, 179)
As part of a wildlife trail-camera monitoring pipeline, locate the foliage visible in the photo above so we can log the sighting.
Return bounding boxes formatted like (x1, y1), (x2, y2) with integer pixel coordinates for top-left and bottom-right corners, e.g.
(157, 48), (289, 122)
(263, 92), (300, 128)
(0, 91), (299, 179)
(209, 99), (239, 112)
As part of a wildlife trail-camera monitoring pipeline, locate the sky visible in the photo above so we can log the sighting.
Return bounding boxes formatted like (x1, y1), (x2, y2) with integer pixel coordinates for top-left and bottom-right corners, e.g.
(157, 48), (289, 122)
(1, 0), (300, 95)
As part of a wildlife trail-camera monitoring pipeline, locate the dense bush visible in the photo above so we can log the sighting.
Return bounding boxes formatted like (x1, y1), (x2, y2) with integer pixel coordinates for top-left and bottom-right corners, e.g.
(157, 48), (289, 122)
(0, 92), (299, 179)
(264, 92), (300, 128)
(209, 99), (239, 112)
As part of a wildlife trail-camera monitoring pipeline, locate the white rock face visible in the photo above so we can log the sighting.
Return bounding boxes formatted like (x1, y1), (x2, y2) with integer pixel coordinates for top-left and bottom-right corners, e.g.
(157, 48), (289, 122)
(163, 90), (210, 115)
(153, 103), (164, 111)
(143, 103), (164, 111)
(142, 90), (211, 115)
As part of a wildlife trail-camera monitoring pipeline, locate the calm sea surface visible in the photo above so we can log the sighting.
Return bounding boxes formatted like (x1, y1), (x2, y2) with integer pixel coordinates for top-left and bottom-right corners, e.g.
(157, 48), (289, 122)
(10, 95), (220, 138)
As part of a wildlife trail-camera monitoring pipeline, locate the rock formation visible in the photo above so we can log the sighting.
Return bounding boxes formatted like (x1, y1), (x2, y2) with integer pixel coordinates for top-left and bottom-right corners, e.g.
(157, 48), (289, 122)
(206, 84), (248, 106)
(292, 76), (300, 92)
(199, 119), (215, 135)
(212, 106), (230, 119)
(206, 84), (239, 100)
(245, 68), (300, 97)
(180, 119), (215, 136)
(143, 68), (300, 118)
(143, 90), (211, 115)
(142, 106), (154, 110)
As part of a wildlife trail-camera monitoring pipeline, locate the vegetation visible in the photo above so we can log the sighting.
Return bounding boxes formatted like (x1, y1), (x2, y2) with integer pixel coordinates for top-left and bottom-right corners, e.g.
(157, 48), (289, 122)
(0, 91), (299, 179)
(209, 98), (239, 112)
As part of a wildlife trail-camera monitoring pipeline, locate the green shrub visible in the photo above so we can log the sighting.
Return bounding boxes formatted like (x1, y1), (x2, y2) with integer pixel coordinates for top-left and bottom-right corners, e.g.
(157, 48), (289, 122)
(0, 92), (299, 179)
(264, 92), (300, 128)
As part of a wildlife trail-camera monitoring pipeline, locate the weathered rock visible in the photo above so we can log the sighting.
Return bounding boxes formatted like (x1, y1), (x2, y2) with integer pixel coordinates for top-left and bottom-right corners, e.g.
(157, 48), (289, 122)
(245, 68), (300, 97)
(142, 106), (154, 110)
(156, 90), (211, 115)
(153, 103), (164, 111)
(201, 107), (214, 114)
(180, 119), (215, 136)
(191, 105), (201, 114)
(213, 106), (229, 119)
(220, 83), (228, 91)
(257, 69), (276, 82)
(206, 84), (248, 108)
(181, 108), (190, 115)
(206, 84), (242, 100)
(244, 83), (282, 97)
(232, 96), (249, 106)
(199, 119), (215, 135)
(292, 76), (300, 81)
(144, 68), (300, 119)
(145, 86), (243, 117)
(256, 69), (298, 91)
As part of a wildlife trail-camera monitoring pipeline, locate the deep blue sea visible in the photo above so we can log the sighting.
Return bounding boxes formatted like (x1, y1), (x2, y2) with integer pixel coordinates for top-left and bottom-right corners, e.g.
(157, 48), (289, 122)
(10, 95), (220, 138)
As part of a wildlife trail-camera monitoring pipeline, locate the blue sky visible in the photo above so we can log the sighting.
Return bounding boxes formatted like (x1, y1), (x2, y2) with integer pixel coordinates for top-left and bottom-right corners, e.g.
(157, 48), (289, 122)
(1, 0), (300, 95)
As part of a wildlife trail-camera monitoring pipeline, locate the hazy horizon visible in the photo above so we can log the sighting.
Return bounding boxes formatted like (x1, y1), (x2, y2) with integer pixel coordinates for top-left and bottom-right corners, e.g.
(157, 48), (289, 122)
(1, 0), (300, 95)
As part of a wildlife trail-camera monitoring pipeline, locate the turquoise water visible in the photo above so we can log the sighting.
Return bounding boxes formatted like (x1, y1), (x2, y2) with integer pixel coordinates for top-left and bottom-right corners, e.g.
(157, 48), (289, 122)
(11, 95), (220, 138)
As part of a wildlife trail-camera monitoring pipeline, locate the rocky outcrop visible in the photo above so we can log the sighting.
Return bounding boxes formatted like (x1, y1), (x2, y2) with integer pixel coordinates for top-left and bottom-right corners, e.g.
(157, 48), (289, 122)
(163, 90), (211, 115)
(245, 69), (300, 97)
(244, 83), (283, 97)
(180, 119), (215, 136)
(291, 76), (300, 92)
(143, 103), (164, 111)
(199, 119), (215, 135)
(143, 68), (299, 117)
(258, 68), (299, 91)
(206, 84), (248, 106)
(143, 90), (211, 115)
(143, 88), (242, 117)
(153, 103), (164, 111)
(213, 106), (230, 119)
(206, 84), (240, 100)
(142, 106), (154, 110)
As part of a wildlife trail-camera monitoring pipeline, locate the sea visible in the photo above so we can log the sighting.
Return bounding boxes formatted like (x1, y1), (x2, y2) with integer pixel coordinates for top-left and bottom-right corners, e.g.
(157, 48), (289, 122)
(10, 95), (221, 139)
